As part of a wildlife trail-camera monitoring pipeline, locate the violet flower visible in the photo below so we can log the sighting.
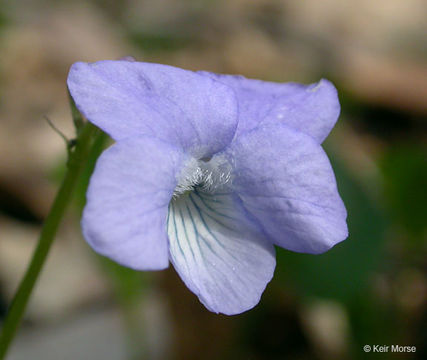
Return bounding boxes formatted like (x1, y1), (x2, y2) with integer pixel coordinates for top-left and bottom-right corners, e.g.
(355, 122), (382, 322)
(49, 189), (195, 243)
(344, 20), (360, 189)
(67, 60), (348, 315)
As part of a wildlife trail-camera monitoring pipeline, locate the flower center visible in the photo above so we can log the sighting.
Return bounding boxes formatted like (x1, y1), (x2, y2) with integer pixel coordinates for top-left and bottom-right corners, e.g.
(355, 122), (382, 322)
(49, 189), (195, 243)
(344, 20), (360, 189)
(173, 155), (232, 198)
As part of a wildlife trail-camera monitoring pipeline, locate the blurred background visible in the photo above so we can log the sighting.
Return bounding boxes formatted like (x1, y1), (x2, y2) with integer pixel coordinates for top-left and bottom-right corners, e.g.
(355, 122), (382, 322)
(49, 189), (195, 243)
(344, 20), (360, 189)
(0, 0), (426, 359)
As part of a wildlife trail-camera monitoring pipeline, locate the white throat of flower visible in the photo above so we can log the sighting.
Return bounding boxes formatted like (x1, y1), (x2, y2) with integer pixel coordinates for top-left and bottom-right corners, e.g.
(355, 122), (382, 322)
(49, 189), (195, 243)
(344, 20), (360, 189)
(173, 155), (233, 198)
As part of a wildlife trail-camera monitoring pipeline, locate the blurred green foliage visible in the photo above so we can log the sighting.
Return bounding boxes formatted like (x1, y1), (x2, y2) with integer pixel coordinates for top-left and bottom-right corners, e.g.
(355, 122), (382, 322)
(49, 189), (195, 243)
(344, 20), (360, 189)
(380, 144), (427, 242)
(128, 32), (194, 53)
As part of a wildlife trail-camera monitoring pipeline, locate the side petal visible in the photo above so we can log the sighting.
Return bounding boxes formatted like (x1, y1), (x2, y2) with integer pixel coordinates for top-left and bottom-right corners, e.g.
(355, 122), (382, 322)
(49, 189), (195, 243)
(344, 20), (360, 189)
(168, 190), (276, 315)
(82, 136), (189, 270)
(68, 61), (238, 158)
(200, 72), (340, 143)
(226, 124), (348, 254)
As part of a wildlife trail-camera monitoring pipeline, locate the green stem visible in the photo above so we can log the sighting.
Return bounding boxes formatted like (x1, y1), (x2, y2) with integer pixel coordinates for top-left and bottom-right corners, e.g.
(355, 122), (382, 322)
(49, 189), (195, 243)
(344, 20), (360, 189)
(0, 122), (99, 359)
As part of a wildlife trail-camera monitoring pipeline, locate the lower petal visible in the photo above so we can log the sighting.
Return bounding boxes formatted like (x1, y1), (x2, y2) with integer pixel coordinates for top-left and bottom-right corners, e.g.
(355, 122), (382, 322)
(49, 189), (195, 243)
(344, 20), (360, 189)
(167, 190), (276, 315)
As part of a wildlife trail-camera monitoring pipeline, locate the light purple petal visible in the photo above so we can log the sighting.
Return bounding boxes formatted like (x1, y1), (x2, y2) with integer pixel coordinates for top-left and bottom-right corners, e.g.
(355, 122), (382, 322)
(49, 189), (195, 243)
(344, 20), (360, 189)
(226, 124), (348, 254)
(82, 136), (189, 270)
(199, 72), (340, 143)
(68, 61), (238, 158)
(167, 190), (276, 315)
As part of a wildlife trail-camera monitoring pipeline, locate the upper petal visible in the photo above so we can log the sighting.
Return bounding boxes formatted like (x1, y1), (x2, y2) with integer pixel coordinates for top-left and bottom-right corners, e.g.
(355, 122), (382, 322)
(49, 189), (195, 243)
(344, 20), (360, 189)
(168, 190), (276, 315)
(200, 72), (340, 143)
(82, 135), (189, 270)
(226, 124), (348, 254)
(68, 61), (238, 158)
